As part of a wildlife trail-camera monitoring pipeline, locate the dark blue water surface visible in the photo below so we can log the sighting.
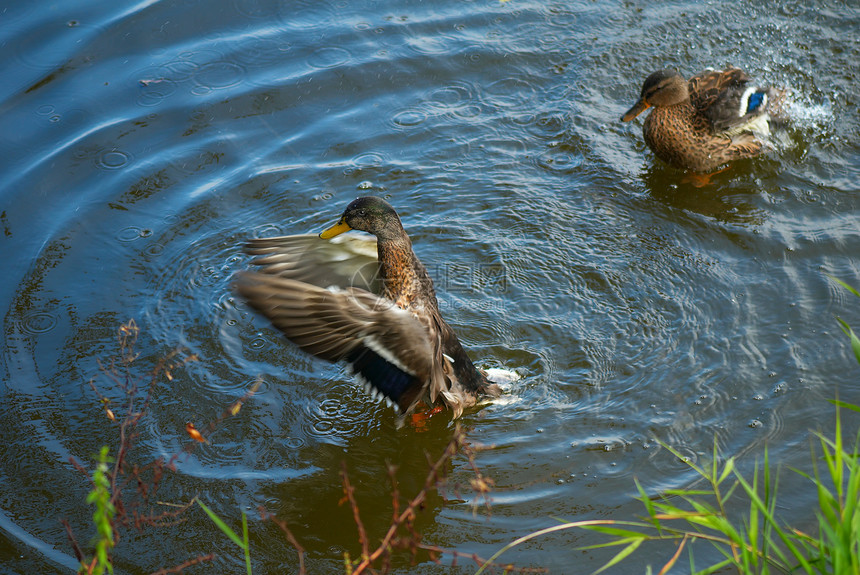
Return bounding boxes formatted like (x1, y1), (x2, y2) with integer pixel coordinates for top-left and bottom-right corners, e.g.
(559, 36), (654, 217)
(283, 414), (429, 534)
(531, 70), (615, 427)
(1, 0), (859, 573)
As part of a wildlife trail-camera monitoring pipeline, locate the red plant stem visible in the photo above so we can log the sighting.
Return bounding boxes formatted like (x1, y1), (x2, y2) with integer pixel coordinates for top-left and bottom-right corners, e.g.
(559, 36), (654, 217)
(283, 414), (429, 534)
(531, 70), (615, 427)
(349, 429), (464, 574)
(147, 552), (216, 575)
(340, 461), (370, 559)
(260, 508), (306, 575)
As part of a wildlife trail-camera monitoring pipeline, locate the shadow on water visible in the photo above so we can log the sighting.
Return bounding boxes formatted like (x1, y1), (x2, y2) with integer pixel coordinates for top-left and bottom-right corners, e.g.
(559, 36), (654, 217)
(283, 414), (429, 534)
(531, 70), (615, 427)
(640, 161), (769, 226)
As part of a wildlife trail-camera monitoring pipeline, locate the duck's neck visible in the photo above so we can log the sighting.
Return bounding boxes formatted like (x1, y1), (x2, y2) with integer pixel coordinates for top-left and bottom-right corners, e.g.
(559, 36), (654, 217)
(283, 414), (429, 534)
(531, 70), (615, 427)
(377, 233), (435, 310)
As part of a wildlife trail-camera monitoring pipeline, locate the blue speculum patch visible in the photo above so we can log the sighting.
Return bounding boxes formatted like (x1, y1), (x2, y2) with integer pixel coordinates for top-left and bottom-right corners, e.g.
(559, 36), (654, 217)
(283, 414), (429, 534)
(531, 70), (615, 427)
(348, 346), (415, 406)
(747, 91), (766, 113)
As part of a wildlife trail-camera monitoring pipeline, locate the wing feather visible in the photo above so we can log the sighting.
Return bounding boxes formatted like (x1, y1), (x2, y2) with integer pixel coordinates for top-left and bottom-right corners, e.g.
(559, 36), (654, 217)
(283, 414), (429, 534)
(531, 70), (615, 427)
(233, 272), (434, 412)
(244, 234), (381, 293)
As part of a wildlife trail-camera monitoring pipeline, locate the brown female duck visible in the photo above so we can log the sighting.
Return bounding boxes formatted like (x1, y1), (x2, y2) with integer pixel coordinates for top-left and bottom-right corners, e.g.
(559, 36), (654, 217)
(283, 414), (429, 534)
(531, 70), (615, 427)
(234, 196), (501, 423)
(621, 67), (788, 172)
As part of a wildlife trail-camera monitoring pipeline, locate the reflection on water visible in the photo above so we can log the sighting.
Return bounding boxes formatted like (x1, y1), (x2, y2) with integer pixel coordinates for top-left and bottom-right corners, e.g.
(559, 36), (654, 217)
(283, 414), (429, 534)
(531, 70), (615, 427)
(1, 0), (859, 572)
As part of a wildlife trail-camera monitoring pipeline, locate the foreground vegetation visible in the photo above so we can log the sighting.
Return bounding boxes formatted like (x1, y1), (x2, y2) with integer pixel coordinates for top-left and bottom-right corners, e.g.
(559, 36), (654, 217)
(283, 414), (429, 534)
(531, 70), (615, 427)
(480, 278), (860, 574)
(70, 279), (860, 574)
(68, 320), (529, 574)
(477, 401), (859, 575)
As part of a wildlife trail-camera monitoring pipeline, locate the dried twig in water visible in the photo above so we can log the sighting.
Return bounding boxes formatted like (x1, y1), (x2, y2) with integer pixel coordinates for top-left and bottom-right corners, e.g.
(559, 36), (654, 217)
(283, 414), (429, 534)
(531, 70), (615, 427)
(60, 519), (85, 563)
(181, 378), (262, 449)
(339, 425), (544, 574)
(260, 507), (306, 575)
(147, 552), (217, 575)
(66, 320), (257, 574)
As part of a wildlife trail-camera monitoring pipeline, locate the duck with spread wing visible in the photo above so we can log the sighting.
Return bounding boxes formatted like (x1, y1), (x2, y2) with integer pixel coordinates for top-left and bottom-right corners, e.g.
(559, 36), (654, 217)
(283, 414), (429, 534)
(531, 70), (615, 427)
(234, 196), (502, 424)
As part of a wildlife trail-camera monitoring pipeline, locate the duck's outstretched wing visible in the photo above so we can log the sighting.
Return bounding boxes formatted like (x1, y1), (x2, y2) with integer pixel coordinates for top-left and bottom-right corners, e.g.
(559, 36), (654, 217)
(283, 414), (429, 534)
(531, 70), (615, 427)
(244, 234), (381, 293)
(234, 272), (432, 412)
(691, 67), (787, 137)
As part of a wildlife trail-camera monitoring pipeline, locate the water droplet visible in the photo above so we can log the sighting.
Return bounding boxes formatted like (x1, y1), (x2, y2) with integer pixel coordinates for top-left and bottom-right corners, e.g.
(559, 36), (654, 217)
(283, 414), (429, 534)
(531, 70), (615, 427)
(143, 242), (165, 257)
(352, 152), (384, 168)
(321, 403), (340, 418)
(190, 84), (212, 96)
(392, 109), (426, 127)
(407, 36), (449, 55)
(20, 311), (58, 334)
(307, 46), (351, 69)
(96, 149), (131, 170)
(117, 226), (145, 242)
(312, 419), (334, 434)
(284, 437), (304, 449)
(249, 337), (268, 350)
(194, 61), (245, 90)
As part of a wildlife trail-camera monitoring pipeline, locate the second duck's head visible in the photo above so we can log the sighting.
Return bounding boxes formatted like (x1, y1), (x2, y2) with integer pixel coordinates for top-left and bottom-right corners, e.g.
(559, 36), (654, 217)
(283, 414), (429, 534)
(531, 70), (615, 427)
(621, 69), (689, 122)
(319, 196), (404, 241)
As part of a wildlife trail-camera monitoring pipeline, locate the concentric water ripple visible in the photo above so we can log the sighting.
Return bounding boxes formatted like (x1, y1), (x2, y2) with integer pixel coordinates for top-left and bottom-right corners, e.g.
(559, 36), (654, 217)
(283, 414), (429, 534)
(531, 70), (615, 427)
(19, 311), (58, 335)
(193, 61), (245, 90)
(307, 46), (352, 69)
(95, 148), (133, 170)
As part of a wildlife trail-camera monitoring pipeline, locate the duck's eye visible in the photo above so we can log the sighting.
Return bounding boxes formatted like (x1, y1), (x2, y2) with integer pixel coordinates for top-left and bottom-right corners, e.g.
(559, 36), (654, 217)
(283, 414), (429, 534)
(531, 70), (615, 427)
(359, 209), (366, 216)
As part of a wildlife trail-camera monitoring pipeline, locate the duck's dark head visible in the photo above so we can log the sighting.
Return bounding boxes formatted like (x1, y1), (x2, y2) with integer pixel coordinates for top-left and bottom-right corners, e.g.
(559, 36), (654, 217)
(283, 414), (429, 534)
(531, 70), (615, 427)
(319, 196), (404, 241)
(621, 69), (688, 121)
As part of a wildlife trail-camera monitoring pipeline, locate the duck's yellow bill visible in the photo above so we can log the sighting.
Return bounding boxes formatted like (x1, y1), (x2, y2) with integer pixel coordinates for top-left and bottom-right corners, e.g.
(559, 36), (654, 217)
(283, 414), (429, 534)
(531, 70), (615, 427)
(621, 99), (650, 122)
(319, 220), (352, 239)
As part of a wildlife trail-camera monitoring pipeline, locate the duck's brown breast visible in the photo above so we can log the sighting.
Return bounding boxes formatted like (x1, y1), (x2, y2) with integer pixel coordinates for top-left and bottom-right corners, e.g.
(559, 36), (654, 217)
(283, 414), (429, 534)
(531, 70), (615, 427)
(643, 104), (736, 172)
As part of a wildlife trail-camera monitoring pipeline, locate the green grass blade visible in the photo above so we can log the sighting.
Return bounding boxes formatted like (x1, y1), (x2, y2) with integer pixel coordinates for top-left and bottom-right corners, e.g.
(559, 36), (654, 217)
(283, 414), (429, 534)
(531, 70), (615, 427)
(635, 479), (661, 529)
(829, 399), (860, 413)
(825, 275), (860, 298)
(580, 525), (649, 539)
(591, 539), (644, 575)
(197, 499), (247, 550)
(242, 512), (252, 575)
(717, 457), (735, 485)
(835, 318), (860, 364)
(732, 470), (812, 571)
(659, 441), (706, 476)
